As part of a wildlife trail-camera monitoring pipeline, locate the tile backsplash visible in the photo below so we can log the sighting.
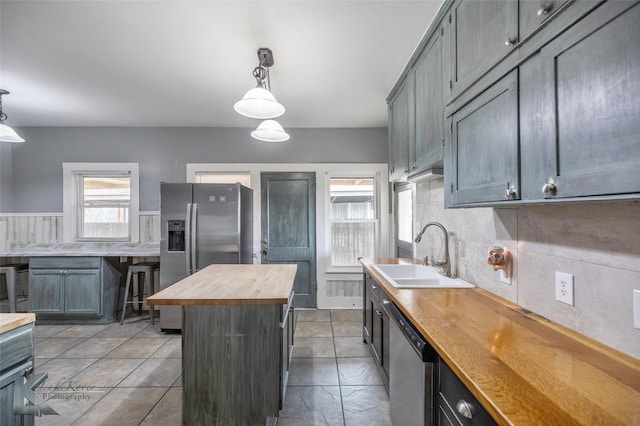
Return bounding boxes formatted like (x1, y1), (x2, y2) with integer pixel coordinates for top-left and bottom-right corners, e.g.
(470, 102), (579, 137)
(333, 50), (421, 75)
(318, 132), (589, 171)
(415, 179), (640, 359)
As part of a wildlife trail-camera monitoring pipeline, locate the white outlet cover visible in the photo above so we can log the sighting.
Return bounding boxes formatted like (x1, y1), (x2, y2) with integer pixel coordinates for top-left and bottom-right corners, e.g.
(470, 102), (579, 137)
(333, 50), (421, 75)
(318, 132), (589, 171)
(634, 290), (640, 330)
(555, 271), (574, 306)
(499, 270), (511, 285)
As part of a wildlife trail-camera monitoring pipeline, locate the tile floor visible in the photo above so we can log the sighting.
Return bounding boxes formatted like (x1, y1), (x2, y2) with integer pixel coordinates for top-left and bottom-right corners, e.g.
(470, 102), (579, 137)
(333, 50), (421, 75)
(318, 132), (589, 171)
(30, 309), (390, 425)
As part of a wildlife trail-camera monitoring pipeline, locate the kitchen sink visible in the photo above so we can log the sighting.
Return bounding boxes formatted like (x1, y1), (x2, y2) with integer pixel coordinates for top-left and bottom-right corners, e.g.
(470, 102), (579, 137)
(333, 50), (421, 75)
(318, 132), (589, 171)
(371, 264), (475, 289)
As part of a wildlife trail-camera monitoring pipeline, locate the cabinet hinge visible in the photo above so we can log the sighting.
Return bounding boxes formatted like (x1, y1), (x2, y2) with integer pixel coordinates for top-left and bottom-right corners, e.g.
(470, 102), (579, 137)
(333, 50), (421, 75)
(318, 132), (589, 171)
(449, 14), (451, 23)
(449, 80), (452, 89)
(451, 183), (454, 194)
(442, 138), (445, 148)
(441, 27), (444, 36)
(450, 120), (453, 134)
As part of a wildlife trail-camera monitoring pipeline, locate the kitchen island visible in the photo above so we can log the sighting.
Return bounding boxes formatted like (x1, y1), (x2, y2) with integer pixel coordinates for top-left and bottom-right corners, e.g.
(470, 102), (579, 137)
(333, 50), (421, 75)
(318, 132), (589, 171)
(146, 263), (297, 426)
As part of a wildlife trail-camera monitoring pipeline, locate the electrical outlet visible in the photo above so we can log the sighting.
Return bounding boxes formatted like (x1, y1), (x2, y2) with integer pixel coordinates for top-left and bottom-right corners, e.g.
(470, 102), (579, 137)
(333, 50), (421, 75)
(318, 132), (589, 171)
(499, 270), (511, 285)
(555, 272), (574, 306)
(634, 290), (640, 330)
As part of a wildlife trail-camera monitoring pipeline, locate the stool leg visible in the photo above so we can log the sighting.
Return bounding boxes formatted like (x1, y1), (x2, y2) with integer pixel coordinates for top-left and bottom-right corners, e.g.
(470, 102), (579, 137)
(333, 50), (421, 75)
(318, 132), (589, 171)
(120, 269), (133, 325)
(144, 269), (154, 325)
(6, 268), (17, 313)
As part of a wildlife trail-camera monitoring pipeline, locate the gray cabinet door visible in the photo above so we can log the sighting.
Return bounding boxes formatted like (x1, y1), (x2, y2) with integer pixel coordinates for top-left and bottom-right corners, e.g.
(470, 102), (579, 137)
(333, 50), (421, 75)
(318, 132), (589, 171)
(410, 28), (445, 177)
(449, 70), (519, 205)
(388, 78), (411, 181)
(64, 269), (101, 315)
(447, 0), (518, 99)
(520, 1), (640, 200)
(519, 0), (571, 42)
(29, 270), (64, 314)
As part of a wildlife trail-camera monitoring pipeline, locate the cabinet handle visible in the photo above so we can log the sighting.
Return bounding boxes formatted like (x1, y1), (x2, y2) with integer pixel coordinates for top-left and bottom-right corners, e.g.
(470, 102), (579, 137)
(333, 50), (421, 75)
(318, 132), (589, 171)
(505, 183), (518, 200)
(504, 37), (517, 46)
(542, 178), (557, 195)
(537, 4), (552, 16)
(371, 285), (378, 290)
(456, 399), (474, 419)
(382, 300), (390, 306)
(375, 309), (383, 317)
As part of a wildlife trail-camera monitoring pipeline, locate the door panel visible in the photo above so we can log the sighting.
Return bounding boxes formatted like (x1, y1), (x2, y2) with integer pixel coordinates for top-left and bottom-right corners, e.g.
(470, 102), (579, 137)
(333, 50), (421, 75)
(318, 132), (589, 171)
(64, 270), (101, 315)
(29, 271), (64, 314)
(193, 184), (241, 267)
(261, 172), (317, 308)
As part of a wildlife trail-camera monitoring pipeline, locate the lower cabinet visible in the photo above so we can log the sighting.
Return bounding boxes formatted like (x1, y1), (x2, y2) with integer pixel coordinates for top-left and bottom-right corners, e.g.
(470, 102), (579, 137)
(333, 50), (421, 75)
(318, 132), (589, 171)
(29, 257), (121, 323)
(363, 272), (390, 391)
(437, 359), (496, 426)
(0, 323), (35, 426)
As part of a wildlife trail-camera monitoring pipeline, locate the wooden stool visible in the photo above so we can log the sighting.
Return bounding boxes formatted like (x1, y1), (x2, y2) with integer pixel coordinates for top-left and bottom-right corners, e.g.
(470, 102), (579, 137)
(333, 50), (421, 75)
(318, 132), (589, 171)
(0, 263), (29, 313)
(120, 262), (159, 325)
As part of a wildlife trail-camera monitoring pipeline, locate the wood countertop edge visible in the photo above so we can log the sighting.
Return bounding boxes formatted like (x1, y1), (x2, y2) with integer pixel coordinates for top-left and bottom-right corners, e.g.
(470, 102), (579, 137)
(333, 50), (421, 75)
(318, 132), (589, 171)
(0, 313), (36, 334)
(147, 297), (291, 306)
(360, 258), (640, 426)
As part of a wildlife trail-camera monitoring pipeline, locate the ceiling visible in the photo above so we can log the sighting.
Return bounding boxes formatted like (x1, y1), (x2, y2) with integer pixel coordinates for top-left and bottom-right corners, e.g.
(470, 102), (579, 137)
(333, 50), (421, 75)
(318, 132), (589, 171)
(0, 0), (443, 129)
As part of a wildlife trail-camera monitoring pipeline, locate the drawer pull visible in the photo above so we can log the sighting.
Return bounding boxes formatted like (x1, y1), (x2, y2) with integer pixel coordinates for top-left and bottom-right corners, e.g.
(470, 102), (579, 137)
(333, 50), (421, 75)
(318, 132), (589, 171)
(537, 4), (552, 16)
(371, 285), (378, 290)
(456, 399), (474, 419)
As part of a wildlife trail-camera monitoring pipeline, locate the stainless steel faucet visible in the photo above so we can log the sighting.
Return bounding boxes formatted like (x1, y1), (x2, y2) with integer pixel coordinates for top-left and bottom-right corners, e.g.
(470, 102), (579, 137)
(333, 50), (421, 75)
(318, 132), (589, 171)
(414, 222), (451, 277)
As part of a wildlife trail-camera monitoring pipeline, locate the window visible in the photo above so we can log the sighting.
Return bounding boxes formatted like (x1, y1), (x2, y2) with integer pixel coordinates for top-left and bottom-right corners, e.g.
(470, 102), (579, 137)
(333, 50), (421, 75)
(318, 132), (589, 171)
(394, 182), (414, 258)
(329, 177), (377, 267)
(76, 174), (131, 240)
(63, 163), (139, 242)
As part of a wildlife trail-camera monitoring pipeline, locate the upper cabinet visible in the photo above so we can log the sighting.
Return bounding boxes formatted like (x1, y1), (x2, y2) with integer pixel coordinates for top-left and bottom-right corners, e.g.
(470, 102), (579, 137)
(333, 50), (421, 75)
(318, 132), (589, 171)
(446, 0), (518, 101)
(388, 24), (446, 183)
(390, 0), (640, 206)
(388, 77), (411, 182)
(520, 1), (640, 201)
(410, 28), (445, 179)
(519, 0), (571, 41)
(448, 70), (519, 205)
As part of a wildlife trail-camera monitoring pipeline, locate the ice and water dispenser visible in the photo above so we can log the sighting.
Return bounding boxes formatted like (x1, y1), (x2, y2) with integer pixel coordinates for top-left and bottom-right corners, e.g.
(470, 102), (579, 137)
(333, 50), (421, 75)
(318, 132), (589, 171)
(167, 220), (186, 252)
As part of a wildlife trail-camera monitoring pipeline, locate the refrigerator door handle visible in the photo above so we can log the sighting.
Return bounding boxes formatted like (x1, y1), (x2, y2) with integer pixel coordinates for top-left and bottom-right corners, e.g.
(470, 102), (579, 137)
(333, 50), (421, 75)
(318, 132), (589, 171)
(185, 203), (193, 275)
(191, 203), (198, 273)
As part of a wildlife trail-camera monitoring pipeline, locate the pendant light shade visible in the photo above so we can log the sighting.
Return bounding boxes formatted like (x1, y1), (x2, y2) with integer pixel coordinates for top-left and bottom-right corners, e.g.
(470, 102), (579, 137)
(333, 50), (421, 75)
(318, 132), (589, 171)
(234, 86), (285, 119)
(0, 89), (25, 143)
(0, 123), (25, 143)
(251, 120), (290, 142)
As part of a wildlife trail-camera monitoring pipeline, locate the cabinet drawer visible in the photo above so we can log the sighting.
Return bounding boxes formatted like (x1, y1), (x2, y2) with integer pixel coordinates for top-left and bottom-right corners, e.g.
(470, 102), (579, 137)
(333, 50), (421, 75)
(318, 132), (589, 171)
(0, 324), (34, 375)
(439, 361), (495, 426)
(367, 276), (380, 301)
(30, 257), (101, 270)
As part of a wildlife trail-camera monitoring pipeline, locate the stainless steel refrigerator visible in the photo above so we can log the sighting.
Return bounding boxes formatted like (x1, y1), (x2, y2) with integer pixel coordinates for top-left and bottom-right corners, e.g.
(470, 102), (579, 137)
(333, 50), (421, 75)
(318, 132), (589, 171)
(159, 182), (253, 330)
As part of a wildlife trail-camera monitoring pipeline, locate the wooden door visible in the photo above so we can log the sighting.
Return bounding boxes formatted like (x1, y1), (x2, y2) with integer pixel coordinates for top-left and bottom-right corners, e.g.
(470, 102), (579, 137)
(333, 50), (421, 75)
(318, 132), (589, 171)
(388, 78), (411, 181)
(64, 269), (101, 315)
(261, 172), (317, 308)
(449, 70), (519, 205)
(448, 0), (518, 98)
(29, 270), (64, 314)
(411, 27), (444, 176)
(520, 1), (640, 200)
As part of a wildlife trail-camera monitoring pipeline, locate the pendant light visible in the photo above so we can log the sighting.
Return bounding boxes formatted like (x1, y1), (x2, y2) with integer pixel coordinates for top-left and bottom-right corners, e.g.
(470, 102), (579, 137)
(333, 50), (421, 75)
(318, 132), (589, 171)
(234, 48), (286, 120)
(0, 90), (25, 143)
(251, 120), (290, 142)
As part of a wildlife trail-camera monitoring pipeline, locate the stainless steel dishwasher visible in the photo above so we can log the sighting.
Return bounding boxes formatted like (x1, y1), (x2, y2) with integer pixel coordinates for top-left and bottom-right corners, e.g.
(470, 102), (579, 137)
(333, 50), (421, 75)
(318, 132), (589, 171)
(384, 297), (436, 426)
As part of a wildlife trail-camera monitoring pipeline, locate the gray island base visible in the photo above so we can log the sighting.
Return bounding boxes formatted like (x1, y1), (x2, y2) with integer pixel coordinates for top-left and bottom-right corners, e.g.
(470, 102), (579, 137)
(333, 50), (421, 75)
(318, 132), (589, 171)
(146, 264), (297, 426)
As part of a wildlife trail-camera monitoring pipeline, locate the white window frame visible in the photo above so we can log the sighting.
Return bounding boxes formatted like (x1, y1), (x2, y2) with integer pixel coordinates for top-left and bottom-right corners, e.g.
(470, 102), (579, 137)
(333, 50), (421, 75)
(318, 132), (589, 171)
(326, 174), (380, 273)
(63, 163), (140, 243)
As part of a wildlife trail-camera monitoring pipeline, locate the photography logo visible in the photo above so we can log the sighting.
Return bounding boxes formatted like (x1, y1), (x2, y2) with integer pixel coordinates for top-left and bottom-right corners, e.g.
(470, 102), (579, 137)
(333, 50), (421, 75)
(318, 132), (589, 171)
(13, 373), (59, 416)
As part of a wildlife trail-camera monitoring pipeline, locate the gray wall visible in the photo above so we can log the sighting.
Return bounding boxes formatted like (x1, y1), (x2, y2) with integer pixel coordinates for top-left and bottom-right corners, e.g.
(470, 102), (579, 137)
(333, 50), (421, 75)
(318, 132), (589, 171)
(5, 126), (387, 212)
(0, 144), (12, 212)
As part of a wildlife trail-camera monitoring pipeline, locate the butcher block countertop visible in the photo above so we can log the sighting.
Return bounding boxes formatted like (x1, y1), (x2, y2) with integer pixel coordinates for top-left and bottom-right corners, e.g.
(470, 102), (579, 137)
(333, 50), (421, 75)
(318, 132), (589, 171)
(147, 264), (297, 306)
(361, 258), (640, 426)
(0, 313), (36, 334)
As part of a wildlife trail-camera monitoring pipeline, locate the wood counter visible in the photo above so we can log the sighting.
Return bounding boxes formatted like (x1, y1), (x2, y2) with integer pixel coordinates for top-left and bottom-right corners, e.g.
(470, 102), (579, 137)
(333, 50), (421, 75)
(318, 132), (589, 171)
(0, 313), (35, 334)
(146, 264), (297, 306)
(361, 258), (640, 426)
